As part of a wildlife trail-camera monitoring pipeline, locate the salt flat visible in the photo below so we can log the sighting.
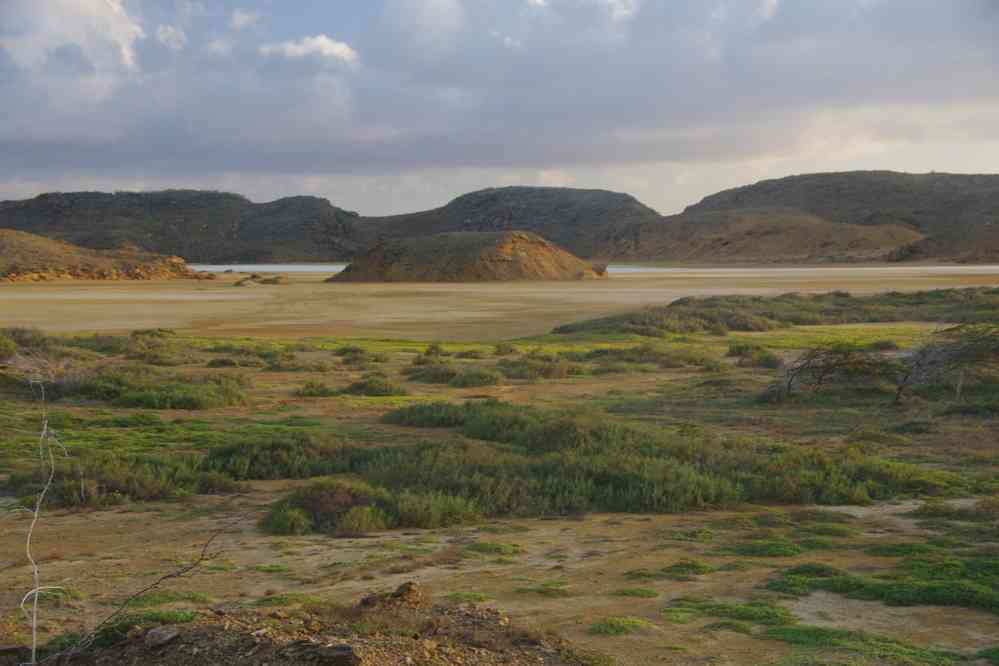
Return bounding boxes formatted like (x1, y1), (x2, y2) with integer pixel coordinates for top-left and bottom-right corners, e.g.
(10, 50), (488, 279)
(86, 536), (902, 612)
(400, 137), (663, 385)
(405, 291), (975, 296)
(3, 265), (998, 340)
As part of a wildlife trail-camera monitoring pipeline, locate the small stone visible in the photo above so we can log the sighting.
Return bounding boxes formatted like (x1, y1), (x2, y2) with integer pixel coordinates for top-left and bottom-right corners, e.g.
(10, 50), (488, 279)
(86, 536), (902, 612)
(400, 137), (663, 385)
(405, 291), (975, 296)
(144, 625), (180, 649)
(317, 645), (362, 665)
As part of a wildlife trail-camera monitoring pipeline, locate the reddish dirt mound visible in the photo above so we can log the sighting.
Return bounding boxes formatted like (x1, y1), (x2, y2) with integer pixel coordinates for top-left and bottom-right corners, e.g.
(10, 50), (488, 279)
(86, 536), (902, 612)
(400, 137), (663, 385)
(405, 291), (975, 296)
(329, 231), (607, 282)
(0, 229), (203, 282)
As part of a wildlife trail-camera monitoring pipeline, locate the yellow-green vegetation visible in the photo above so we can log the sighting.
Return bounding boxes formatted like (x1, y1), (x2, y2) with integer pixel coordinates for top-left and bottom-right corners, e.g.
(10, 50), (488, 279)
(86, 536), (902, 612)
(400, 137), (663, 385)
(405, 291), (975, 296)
(588, 616), (652, 635)
(2, 287), (998, 666)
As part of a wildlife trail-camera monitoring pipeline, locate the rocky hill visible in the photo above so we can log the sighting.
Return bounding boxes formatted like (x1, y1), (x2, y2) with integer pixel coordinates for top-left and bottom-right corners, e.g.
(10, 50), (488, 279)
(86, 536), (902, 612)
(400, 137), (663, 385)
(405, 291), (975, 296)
(360, 186), (661, 258)
(595, 207), (925, 263)
(682, 171), (999, 261)
(330, 231), (606, 282)
(0, 229), (198, 281)
(3, 172), (999, 263)
(0, 190), (362, 262)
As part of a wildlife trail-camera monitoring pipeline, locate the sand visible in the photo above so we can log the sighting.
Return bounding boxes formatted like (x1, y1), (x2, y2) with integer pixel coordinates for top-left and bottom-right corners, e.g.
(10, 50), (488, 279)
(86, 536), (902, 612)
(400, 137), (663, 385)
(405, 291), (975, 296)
(2, 266), (999, 340)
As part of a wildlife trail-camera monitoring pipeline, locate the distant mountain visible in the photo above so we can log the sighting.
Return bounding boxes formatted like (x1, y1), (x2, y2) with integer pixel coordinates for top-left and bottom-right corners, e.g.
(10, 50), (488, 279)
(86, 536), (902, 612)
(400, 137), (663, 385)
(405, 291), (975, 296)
(593, 208), (925, 263)
(2, 172), (997, 264)
(681, 171), (999, 261)
(360, 186), (661, 258)
(0, 190), (362, 262)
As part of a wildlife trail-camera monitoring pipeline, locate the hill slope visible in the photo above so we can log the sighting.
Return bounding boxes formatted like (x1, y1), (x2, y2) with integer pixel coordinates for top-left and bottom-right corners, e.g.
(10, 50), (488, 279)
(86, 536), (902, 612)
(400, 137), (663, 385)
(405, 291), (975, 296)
(360, 186), (661, 258)
(595, 208), (925, 262)
(683, 171), (999, 260)
(330, 231), (606, 282)
(0, 229), (195, 281)
(0, 190), (362, 262)
(3, 172), (998, 263)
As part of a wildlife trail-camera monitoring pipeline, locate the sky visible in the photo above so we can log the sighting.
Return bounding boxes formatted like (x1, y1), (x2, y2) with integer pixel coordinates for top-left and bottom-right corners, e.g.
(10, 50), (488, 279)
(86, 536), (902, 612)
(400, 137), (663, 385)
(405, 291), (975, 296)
(1, 0), (997, 216)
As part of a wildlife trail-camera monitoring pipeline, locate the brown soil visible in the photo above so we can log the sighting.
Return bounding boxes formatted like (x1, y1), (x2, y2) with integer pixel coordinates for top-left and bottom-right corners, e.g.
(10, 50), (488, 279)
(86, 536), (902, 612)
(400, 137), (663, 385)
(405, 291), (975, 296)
(0, 229), (202, 282)
(2, 266), (998, 340)
(331, 232), (606, 282)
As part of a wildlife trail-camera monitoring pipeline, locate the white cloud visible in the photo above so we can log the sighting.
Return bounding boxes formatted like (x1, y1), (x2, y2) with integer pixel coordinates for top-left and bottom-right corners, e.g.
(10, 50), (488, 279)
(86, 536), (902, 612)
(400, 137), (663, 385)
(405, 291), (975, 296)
(206, 38), (233, 56)
(527, 0), (547, 6)
(0, 0), (145, 73)
(259, 35), (360, 63)
(230, 9), (260, 31)
(393, 0), (465, 38)
(605, 0), (640, 22)
(756, 0), (780, 21)
(156, 25), (187, 51)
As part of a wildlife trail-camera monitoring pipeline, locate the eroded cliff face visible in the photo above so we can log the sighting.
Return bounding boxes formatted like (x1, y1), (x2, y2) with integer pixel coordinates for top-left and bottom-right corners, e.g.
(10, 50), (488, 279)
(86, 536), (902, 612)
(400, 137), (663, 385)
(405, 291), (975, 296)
(330, 231), (607, 282)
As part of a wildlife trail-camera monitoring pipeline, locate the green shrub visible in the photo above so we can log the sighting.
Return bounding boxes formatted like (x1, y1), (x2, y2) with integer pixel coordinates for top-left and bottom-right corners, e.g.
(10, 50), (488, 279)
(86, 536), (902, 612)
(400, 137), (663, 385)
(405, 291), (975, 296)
(395, 491), (481, 528)
(767, 557), (999, 615)
(8, 450), (242, 507)
(554, 288), (999, 338)
(68, 365), (248, 409)
(336, 506), (391, 535)
(403, 361), (459, 384)
(202, 433), (343, 480)
(729, 538), (803, 557)
(383, 401), (467, 427)
(296, 381), (336, 397)
(493, 342), (516, 356)
(588, 616), (649, 635)
(342, 373), (409, 396)
(449, 367), (503, 388)
(497, 355), (585, 381)
(259, 504), (313, 535)
(0, 334), (18, 360)
(664, 596), (795, 626)
(1, 327), (51, 350)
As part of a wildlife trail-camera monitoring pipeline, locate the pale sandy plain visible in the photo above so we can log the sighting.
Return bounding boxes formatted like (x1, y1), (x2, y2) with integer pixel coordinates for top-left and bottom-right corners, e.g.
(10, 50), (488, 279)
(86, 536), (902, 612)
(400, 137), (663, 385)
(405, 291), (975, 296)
(2, 265), (999, 340)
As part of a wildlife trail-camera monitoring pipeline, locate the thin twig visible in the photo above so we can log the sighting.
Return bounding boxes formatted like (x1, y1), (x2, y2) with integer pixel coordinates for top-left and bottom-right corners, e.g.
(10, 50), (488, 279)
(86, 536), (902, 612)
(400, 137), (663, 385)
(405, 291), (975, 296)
(49, 526), (227, 660)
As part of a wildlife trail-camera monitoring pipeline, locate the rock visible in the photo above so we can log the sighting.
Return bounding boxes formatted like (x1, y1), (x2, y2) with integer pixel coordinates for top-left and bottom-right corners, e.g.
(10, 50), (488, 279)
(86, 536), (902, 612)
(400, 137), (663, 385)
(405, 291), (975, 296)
(330, 231), (606, 283)
(144, 625), (181, 649)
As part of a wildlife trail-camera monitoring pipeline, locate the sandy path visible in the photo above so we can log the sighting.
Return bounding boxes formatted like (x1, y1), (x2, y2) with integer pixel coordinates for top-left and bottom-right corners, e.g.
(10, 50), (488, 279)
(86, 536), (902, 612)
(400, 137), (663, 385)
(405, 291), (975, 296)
(2, 266), (998, 340)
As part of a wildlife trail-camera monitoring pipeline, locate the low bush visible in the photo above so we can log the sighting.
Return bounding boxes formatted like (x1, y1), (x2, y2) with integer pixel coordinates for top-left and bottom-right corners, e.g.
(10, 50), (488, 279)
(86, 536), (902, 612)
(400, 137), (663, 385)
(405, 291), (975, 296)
(767, 556), (999, 615)
(403, 361), (459, 384)
(63, 365), (248, 409)
(261, 478), (480, 535)
(202, 433), (344, 480)
(259, 503), (312, 535)
(555, 288), (999, 338)
(342, 373), (409, 396)
(493, 342), (516, 356)
(449, 367), (503, 388)
(7, 451), (242, 508)
(497, 355), (586, 381)
(0, 334), (15, 361)
(295, 381), (337, 397)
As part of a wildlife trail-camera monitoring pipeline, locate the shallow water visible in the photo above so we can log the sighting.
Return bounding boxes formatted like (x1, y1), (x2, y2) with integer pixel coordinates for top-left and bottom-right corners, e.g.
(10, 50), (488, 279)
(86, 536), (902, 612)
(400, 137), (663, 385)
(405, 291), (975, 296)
(191, 263), (999, 276)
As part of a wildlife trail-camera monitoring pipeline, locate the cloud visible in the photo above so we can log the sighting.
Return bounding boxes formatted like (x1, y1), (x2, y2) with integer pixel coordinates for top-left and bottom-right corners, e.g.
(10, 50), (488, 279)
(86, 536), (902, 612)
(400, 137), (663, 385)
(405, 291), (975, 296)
(156, 25), (187, 51)
(3, 0), (999, 216)
(604, 0), (640, 22)
(0, 0), (145, 73)
(756, 0), (780, 20)
(230, 9), (260, 31)
(205, 38), (233, 56)
(259, 34), (359, 63)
